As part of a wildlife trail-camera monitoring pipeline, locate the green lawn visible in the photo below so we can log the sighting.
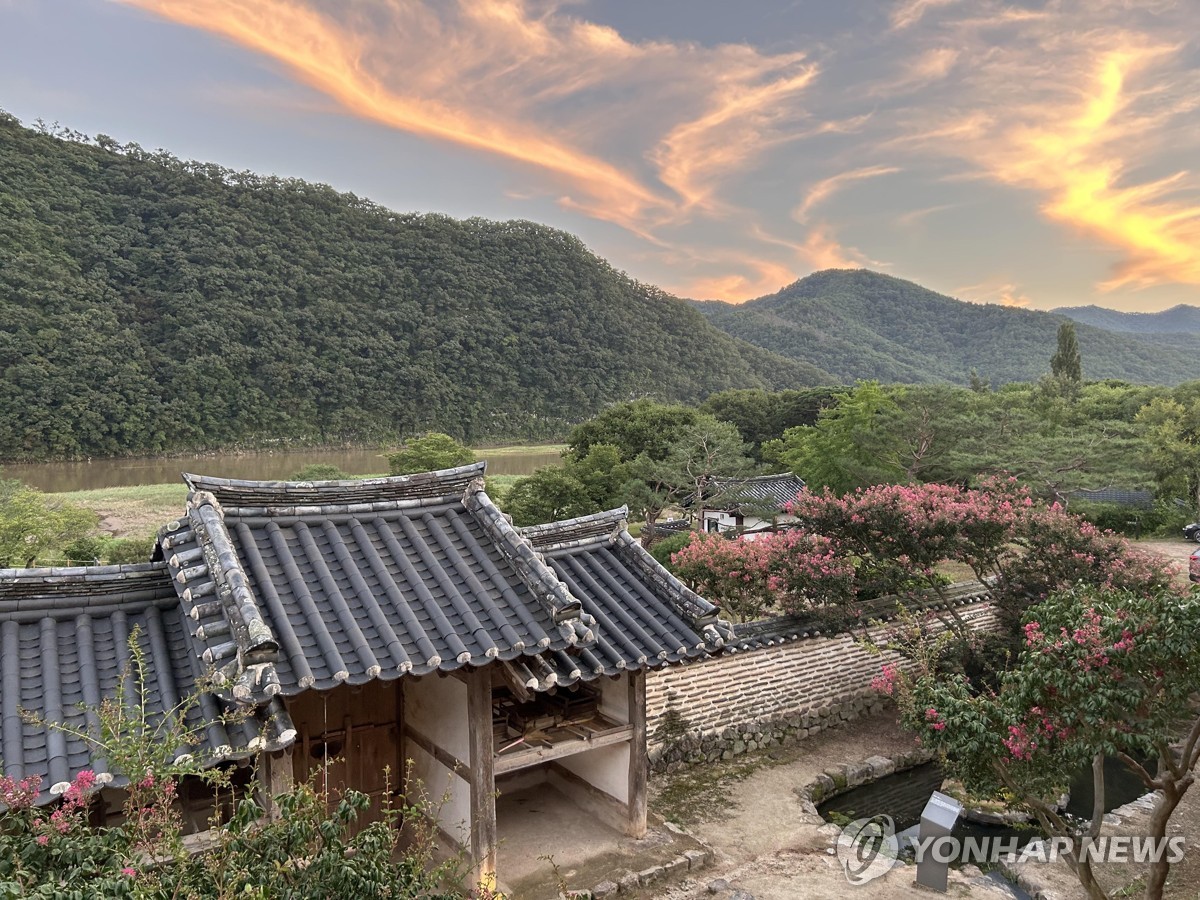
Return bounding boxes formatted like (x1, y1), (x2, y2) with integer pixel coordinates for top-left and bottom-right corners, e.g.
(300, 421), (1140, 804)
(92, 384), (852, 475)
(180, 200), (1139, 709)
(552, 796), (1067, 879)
(50, 483), (189, 539)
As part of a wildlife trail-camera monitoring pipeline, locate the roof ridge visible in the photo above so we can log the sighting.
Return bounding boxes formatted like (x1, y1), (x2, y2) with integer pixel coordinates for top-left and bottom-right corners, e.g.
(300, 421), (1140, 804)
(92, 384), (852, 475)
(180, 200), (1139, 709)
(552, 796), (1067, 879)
(162, 492), (282, 705)
(183, 462), (488, 507)
(0, 563), (176, 614)
(519, 507), (628, 551)
(460, 478), (594, 646)
(711, 472), (804, 485)
(612, 531), (733, 647)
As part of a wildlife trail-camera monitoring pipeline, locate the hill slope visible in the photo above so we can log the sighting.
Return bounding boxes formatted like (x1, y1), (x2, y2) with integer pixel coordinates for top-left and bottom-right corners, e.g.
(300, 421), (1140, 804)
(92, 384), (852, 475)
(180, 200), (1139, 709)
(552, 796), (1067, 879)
(697, 270), (1200, 385)
(1052, 304), (1200, 334)
(0, 115), (829, 460)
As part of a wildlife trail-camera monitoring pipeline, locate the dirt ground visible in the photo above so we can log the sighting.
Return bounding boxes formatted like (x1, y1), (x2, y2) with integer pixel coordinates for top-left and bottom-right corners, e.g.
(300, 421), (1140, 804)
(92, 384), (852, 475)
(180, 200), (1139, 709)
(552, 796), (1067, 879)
(640, 537), (1200, 900)
(645, 713), (1200, 900)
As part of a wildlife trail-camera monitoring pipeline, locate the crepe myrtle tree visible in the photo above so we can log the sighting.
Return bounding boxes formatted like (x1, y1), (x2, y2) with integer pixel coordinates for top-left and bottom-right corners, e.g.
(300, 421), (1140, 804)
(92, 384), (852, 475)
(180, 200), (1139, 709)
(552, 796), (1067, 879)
(671, 529), (855, 623)
(878, 586), (1200, 900)
(787, 476), (1179, 639)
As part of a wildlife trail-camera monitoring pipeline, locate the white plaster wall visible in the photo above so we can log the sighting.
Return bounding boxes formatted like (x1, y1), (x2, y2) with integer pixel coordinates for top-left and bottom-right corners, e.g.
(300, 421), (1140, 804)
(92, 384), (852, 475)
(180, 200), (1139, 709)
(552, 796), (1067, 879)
(556, 742), (630, 804)
(597, 672), (628, 724)
(701, 511), (739, 532)
(406, 674), (469, 761)
(404, 675), (471, 845)
(408, 748), (471, 846)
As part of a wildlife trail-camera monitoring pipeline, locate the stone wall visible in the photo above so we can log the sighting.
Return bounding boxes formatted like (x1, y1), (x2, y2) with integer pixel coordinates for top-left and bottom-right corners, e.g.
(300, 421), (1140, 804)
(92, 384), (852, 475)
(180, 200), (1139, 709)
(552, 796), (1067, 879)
(646, 601), (998, 772)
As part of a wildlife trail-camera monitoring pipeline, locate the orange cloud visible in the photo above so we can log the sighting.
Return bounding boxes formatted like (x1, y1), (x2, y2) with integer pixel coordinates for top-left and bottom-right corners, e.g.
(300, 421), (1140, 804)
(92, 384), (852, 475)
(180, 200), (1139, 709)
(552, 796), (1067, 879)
(891, 0), (959, 31)
(653, 60), (818, 213)
(971, 44), (1200, 290)
(119, 0), (670, 232)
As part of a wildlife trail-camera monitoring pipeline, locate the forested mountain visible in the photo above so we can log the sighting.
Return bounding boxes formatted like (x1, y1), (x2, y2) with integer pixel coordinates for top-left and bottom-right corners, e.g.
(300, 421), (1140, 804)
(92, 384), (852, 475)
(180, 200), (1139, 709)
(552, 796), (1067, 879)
(696, 270), (1200, 386)
(0, 114), (829, 461)
(1052, 304), (1200, 334)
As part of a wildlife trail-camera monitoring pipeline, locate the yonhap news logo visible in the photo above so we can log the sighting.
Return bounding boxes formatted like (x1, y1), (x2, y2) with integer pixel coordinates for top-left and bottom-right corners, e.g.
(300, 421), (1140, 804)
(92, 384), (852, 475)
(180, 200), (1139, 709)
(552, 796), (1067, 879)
(835, 814), (899, 885)
(835, 815), (1187, 886)
(908, 834), (1187, 867)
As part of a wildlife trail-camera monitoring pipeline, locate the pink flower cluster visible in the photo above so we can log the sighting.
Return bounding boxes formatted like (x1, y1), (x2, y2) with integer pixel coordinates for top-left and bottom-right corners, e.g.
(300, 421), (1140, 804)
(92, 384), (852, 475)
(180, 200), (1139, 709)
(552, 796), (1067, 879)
(0, 773), (42, 811)
(924, 707), (946, 731)
(871, 663), (900, 697)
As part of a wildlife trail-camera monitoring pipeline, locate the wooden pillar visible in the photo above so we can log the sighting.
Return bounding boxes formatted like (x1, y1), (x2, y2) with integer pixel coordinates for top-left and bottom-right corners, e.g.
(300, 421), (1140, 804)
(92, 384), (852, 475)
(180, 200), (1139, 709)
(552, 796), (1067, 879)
(467, 669), (497, 889)
(258, 748), (294, 819)
(627, 669), (648, 838)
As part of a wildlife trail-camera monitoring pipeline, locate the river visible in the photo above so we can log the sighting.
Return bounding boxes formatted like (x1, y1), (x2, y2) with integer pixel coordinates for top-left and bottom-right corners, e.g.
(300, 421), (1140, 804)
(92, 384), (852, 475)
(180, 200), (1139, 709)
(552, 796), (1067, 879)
(4, 447), (565, 493)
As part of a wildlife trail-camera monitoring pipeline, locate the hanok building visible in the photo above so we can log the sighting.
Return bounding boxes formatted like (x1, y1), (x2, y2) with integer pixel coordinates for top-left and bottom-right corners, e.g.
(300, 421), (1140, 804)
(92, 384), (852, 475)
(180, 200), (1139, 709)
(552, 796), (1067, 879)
(699, 473), (806, 538)
(0, 464), (730, 886)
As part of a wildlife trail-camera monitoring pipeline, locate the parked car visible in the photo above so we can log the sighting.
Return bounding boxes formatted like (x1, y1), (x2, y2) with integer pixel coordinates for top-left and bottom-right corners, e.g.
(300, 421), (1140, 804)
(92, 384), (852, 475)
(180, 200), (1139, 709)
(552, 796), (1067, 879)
(1185, 522), (1200, 542)
(1191, 547), (1200, 584)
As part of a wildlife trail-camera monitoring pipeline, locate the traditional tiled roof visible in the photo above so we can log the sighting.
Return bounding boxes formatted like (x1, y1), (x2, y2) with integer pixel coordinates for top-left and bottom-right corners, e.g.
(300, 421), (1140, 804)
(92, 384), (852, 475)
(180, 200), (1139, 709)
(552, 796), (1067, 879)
(1063, 488), (1154, 508)
(706, 473), (806, 514)
(643, 518), (691, 537)
(2, 464), (729, 806)
(0, 564), (291, 807)
(728, 581), (993, 651)
(161, 464), (600, 697)
(520, 508), (732, 687)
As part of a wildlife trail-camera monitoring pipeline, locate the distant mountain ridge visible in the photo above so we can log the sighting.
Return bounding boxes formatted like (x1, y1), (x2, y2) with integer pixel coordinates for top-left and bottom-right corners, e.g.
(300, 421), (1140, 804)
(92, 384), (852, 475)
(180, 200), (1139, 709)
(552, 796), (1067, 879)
(1052, 304), (1200, 334)
(697, 269), (1199, 386)
(0, 114), (829, 461)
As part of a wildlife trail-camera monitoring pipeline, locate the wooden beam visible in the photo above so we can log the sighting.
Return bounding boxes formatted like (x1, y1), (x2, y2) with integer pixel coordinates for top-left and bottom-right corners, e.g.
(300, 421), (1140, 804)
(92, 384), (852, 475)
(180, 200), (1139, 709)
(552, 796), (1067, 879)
(404, 726), (470, 777)
(497, 660), (536, 703)
(258, 748), (294, 820)
(467, 669), (497, 891)
(627, 670), (648, 838)
(492, 724), (634, 775)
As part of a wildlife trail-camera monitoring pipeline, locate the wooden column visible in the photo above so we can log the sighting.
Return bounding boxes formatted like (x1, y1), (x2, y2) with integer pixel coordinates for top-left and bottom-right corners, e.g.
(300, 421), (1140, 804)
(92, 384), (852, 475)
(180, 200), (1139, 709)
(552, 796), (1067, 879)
(467, 669), (497, 889)
(627, 669), (648, 838)
(258, 748), (295, 819)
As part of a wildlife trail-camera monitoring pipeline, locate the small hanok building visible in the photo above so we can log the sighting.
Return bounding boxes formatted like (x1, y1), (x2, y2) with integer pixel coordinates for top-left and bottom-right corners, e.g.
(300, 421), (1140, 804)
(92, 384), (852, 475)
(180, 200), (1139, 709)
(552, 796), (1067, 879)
(0, 463), (730, 886)
(699, 473), (806, 537)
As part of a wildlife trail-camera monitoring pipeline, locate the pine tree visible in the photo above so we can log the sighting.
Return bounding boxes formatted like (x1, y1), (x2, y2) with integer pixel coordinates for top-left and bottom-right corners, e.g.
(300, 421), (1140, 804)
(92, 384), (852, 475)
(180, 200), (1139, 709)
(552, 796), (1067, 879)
(1050, 322), (1082, 383)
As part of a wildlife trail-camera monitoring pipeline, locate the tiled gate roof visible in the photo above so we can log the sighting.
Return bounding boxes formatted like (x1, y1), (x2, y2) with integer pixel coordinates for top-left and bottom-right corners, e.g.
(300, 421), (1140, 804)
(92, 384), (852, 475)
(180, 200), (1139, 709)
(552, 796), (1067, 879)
(160, 464), (729, 698)
(3, 463), (730, 807)
(521, 508), (732, 687)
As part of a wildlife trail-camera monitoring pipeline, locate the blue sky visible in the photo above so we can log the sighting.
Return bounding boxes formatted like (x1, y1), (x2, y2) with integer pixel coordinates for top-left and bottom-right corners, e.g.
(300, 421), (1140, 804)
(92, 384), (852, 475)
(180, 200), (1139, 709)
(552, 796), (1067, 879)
(2, 0), (1199, 311)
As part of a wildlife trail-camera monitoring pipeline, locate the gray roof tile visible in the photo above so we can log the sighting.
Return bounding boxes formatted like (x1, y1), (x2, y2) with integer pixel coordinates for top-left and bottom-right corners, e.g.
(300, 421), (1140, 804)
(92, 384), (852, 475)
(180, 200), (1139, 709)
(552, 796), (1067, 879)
(707, 473), (806, 513)
(3, 464), (727, 806)
(0, 564), (290, 807)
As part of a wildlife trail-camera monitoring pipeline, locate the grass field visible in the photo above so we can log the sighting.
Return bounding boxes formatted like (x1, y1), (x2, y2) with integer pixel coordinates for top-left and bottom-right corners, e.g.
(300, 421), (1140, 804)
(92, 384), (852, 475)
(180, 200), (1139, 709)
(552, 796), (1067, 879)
(52, 483), (189, 538)
(475, 443), (565, 456)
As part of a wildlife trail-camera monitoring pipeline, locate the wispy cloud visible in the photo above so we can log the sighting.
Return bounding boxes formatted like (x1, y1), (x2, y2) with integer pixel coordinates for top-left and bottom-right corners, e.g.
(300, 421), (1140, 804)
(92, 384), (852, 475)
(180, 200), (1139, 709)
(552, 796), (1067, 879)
(890, 0), (959, 31)
(119, 0), (820, 258)
(794, 166), (899, 223)
(892, 3), (1200, 296)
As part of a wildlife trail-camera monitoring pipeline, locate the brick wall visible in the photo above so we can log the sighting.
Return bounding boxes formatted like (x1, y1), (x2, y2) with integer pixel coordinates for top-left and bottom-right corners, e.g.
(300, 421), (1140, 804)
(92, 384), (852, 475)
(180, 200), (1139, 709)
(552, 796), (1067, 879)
(646, 602), (999, 771)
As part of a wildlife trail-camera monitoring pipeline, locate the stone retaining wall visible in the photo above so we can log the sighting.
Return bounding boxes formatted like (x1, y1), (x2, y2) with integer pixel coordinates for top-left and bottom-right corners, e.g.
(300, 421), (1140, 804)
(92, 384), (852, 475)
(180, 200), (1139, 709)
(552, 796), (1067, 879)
(646, 601), (998, 772)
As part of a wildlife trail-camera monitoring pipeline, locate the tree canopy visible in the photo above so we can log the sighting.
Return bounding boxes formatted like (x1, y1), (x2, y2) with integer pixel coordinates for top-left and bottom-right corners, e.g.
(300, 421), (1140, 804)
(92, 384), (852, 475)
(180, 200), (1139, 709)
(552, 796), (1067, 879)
(0, 113), (825, 461)
(697, 269), (1200, 386)
(387, 433), (476, 475)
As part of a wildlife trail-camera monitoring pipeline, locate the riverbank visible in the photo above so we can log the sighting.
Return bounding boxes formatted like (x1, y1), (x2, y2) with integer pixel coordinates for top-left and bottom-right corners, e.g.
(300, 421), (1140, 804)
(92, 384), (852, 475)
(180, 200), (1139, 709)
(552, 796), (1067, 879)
(9, 444), (564, 493)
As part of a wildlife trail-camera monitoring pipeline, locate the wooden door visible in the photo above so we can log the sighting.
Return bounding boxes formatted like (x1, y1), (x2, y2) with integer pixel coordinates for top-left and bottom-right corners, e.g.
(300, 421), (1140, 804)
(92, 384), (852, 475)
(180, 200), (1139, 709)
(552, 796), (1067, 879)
(289, 681), (402, 834)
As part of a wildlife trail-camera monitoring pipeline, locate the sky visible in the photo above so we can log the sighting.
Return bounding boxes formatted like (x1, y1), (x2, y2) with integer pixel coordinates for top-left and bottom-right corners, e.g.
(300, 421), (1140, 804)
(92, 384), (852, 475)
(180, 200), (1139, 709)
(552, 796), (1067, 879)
(2, 0), (1199, 312)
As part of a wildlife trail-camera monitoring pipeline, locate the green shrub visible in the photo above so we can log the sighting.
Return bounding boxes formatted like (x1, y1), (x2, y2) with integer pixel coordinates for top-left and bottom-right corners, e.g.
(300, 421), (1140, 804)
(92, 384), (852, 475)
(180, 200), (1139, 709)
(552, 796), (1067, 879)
(1069, 500), (1171, 536)
(648, 531), (693, 572)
